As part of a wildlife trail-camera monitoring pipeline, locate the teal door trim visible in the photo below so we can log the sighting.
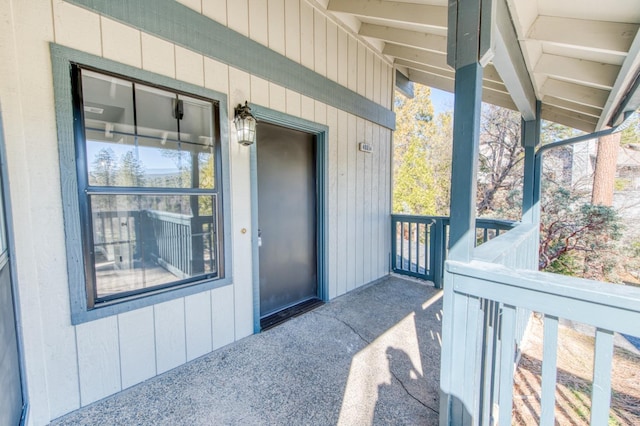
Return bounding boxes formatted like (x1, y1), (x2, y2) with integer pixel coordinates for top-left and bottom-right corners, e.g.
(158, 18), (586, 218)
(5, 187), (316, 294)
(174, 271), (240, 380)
(249, 106), (328, 333)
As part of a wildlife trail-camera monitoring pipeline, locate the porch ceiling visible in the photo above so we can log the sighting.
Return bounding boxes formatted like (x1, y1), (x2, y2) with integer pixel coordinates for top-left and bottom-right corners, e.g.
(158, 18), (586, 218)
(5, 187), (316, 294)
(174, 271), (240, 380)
(320, 0), (640, 132)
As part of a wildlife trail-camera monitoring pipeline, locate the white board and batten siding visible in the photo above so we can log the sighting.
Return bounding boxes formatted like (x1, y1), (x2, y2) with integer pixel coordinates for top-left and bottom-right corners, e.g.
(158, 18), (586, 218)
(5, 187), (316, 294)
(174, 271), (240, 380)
(0, 0), (394, 424)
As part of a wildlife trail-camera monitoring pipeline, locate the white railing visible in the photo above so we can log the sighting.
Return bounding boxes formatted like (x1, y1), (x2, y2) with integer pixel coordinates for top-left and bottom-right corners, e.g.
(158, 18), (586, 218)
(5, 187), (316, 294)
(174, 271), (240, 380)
(439, 222), (640, 425)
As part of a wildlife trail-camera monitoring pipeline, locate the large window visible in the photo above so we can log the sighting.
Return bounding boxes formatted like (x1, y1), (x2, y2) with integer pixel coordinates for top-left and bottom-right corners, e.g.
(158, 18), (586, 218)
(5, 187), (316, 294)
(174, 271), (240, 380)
(72, 66), (224, 308)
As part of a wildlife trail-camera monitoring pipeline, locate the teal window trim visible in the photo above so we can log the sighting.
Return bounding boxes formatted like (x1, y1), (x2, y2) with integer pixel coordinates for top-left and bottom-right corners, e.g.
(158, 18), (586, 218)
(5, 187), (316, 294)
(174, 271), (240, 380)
(50, 44), (233, 324)
(249, 106), (329, 333)
(66, 0), (395, 130)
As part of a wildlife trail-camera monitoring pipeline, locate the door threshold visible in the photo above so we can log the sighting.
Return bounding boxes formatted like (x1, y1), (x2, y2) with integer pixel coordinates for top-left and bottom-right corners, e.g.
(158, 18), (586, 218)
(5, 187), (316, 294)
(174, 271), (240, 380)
(260, 298), (324, 331)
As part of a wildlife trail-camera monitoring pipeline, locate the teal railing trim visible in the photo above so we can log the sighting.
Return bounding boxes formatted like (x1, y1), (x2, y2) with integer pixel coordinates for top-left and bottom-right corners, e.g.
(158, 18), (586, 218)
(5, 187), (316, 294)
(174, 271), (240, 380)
(391, 214), (517, 288)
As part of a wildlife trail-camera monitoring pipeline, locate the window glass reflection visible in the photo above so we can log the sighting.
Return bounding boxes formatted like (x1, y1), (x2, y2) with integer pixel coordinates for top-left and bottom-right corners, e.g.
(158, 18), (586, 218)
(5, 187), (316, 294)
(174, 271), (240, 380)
(91, 194), (218, 299)
(81, 70), (135, 136)
(135, 84), (179, 137)
(82, 70), (216, 189)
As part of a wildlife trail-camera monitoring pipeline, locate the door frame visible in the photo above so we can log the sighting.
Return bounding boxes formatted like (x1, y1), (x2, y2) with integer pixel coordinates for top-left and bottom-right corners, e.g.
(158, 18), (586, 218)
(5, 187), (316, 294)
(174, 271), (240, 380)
(0, 108), (28, 424)
(250, 106), (328, 333)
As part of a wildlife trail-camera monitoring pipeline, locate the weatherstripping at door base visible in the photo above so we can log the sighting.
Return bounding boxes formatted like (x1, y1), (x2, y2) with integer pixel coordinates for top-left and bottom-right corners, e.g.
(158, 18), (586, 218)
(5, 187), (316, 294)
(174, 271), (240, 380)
(260, 298), (324, 331)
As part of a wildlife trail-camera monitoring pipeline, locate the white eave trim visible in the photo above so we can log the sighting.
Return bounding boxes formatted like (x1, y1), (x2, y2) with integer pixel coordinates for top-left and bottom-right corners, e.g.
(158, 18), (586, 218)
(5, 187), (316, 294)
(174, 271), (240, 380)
(597, 28), (640, 129)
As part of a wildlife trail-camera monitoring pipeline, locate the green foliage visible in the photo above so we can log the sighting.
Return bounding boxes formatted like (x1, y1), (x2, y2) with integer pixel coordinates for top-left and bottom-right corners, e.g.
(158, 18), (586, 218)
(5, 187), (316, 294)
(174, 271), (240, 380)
(393, 136), (437, 214)
(621, 112), (640, 146)
(393, 85), (452, 215)
(545, 252), (581, 276)
(393, 86), (631, 282)
(539, 184), (622, 279)
(614, 178), (630, 191)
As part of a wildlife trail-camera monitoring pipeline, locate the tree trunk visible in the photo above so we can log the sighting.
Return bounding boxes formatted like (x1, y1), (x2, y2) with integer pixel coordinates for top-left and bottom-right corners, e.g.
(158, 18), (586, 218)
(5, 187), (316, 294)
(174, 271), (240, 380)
(591, 132), (620, 206)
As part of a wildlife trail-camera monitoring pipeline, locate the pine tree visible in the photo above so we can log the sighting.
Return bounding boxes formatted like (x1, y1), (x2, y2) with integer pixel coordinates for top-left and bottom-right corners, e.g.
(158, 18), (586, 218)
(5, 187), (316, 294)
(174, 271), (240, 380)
(393, 84), (452, 215)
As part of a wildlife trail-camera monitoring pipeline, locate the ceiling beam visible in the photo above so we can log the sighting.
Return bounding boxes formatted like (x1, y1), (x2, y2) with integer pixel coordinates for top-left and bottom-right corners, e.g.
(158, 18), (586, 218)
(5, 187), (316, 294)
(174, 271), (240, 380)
(359, 23), (446, 54)
(543, 96), (603, 119)
(483, 79), (509, 94)
(383, 43), (450, 71)
(395, 59), (454, 79)
(407, 68), (517, 111)
(534, 54), (619, 90)
(482, 89), (518, 112)
(327, 0), (447, 31)
(541, 104), (598, 133)
(542, 78), (609, 109)
(491, 0), (536, 120)
(528, 16), (638, 55)
(483, 64), (503, 84)
(407, 68), (453, 92)
(394, 58), (504, 85)
(397, 58), (508, 95)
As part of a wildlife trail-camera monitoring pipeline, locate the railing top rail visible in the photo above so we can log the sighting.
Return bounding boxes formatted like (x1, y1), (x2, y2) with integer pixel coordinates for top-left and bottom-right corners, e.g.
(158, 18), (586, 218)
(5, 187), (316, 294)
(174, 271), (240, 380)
(475, 217), (518, 229)
(391, 213), (442, 223)
(146, 210), (193, 224)
(94, 210), (139, 218)
(472, 222), (536, 263)
(391, 214), (516, 229)
(446, 259), (640, 335)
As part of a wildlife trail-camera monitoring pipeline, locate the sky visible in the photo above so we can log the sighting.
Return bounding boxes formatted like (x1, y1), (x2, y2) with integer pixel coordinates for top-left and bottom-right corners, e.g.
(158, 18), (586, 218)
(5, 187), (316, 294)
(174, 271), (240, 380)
(430, 87), (455, 116)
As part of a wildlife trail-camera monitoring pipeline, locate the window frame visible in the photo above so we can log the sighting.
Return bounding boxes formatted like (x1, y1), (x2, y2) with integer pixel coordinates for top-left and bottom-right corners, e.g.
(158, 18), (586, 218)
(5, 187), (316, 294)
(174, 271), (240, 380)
(51, 44), (233, 324)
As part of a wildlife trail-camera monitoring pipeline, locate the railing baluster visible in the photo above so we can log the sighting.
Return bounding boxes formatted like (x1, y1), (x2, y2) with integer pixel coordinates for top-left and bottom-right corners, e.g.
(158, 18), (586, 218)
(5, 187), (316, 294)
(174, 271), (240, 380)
(391, 218), (397, 272)
(425, 223), (430, 275)
(416, 223), (421, 276)
(480, 300), (499, 425)
(498, 304), (517, 426)
(400, 221), (405, 270)
(463, 296), (483, 423)
(590, 328), (614, 425)
(408, 222), (413, 272)
(450, 292), (470, 424)
(540, 315), (559, 425)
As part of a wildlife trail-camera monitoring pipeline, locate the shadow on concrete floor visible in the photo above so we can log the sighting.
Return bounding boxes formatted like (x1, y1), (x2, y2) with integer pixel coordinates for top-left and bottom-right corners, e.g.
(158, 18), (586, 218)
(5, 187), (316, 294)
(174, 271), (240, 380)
(51, 275), (443, 425)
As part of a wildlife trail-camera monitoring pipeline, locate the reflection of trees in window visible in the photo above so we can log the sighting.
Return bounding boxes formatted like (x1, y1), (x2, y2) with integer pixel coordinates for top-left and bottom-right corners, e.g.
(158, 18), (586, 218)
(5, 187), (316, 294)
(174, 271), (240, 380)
(117, 151), (145, 187)
(74, 65), (223, 307)
(91, 148), (118, 186)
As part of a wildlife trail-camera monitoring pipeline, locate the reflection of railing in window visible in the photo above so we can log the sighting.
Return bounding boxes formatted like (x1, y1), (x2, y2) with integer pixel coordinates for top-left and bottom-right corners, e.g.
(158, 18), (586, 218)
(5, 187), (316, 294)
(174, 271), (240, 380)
(92, 207), (217, 282)
(145, 210), (193, 278)
(93, 211), (138, 272)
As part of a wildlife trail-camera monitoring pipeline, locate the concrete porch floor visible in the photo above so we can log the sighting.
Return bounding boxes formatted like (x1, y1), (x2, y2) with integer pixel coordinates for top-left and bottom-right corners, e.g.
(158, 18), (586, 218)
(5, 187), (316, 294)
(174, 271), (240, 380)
(51, 276), (443, 425)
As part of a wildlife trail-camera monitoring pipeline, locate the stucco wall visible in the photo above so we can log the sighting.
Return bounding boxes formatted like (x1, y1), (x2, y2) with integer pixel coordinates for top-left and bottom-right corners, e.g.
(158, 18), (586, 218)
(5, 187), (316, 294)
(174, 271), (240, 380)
(0, 0), (394, 424)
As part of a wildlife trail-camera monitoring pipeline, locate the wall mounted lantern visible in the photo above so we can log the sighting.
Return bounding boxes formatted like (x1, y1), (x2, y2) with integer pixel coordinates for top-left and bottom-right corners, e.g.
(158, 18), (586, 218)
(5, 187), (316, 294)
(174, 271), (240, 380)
(234, 101), (257, 146)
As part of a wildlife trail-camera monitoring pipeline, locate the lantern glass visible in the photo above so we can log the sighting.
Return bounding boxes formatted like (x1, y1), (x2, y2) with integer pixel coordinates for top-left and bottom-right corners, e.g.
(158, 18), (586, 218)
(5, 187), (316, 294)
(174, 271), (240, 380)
(234, 102), (257, 146)
(237, 116), (256, 146)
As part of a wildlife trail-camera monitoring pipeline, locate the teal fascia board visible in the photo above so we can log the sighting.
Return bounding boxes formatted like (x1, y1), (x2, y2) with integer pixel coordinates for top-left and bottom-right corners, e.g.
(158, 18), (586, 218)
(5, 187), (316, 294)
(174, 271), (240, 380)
(67, 0), (395, 130)
(395, 70), (414, 99)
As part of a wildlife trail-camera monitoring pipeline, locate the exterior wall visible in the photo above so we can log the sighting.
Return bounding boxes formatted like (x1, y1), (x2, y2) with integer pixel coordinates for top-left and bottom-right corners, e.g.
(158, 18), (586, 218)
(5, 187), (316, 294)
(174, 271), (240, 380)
(0, 0), (394, 424)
